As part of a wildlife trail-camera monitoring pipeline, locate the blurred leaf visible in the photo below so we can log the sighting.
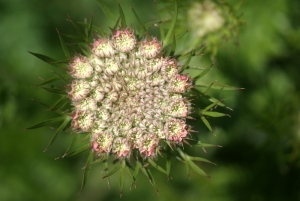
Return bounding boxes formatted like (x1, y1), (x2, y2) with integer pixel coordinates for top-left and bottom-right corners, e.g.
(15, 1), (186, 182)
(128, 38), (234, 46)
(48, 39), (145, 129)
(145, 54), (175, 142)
(154, 0), (165, 42)
(187, 160), (211, 178)
(44, 116), (71, 151)
(196, 82), (244, 90)
(163, 0), (177, 47)
(28, 51), (66, 68)
(97, 0), (115, 22)
(79, 151), (93, 194)
(87, 14), (93, 39)
(195, 141), (222, 148)
(41, 87), (67, 95)
(200, 116), (213, 133)
(67, 14), (87, 40)
(147, 158), (167, 175)
(131, 6), (146, 35)
(35, 77), (61, 87)
(193, 63), (213, 81)
(202, 111), (228, 118)
(56, 28), (71, 58)
(118, 2), (126, 28)
(25, 116), (65, 130)
(102, 164), (121, 179)
(137, 161), (158, 194)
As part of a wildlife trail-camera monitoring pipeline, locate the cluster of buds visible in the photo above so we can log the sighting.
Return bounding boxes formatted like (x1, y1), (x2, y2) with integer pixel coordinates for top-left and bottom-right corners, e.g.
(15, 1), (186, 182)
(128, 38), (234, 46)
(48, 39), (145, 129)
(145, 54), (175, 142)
(68, 29), (191, 158)
(188, 0), (225, 37)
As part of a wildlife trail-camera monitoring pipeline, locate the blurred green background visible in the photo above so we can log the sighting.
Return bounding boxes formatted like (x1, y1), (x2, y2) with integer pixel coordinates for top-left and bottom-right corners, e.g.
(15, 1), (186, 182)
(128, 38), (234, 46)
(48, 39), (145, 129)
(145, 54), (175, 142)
(1, 0), (300, 200)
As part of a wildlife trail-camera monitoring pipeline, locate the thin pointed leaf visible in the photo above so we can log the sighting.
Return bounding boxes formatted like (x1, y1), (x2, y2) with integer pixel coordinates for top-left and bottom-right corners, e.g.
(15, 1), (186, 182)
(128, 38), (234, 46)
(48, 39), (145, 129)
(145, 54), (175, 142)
(87, 14), (93, 39)
(61, 134), (79, 158)
(196, 82), (244, 90)
(25, 116), (65, 130)
(189, 156), (216, 165)
(144, 19), (163, 30)
(44, 116), (71, 151)
(138, 161), (158, 193)
(119, 165), (125, 197)
(101, 164), (121, 179)
(67, 14), (86, 39)
(41, 87), (67, 95)
(176, 43), (205, 60)
(97, 0), (115, 22)
(182, 51), (193, 70)
(65, 145), (90, 160)
(57, 28), (71, 58)
(63, 34), (86, 43)
(49, 96), (66, 111)
(202, 111), (228, 118)
(133, 162), (140, 180)
(185, 160), (190, 177)
(131, 6), (146, 35)
(118, 2), (126, 28)
(193, 64), (213, 81)
(188, 160), (210, 178)
(154, 1), (164, 41)
(203, 102), (219, 112)
(79, 151), (93, 194)
(200, 116), (213, 132)
(147, 158), (167, 175)
(163, 0), (177, 47)
(28, 51), (66, 68)
(166, 154), (171, 178)
(195, 141), (222, 148)
(125, 166), (135, 184)
(168, 34), (176, 57)
(35, 77), (60, 87)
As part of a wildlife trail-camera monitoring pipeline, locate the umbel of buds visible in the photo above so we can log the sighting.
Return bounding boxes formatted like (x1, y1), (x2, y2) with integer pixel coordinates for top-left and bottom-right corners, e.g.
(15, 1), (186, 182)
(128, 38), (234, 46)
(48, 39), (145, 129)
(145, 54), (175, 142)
(71, 29), (191, 158)
(27, 1), (241, 195)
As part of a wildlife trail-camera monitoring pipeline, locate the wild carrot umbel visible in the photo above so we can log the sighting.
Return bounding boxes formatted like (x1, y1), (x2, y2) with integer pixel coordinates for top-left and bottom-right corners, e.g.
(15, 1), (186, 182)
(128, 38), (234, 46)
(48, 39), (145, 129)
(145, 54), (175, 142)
(26, 1), (243, 195)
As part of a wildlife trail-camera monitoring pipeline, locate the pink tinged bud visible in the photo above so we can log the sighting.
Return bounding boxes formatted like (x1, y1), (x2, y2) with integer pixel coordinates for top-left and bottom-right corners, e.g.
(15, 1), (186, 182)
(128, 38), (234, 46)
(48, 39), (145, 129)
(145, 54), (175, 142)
(106, 91), (118, 102)
(97, 108), (110, 121)
(169, 100), (188, 117)
(92, 86), (105, 101)
(89, 55), (104, 73)
(112, 30), (136, 52)
(75, 98), (97, 111)
(146, 58), (165, 72)
(112, 79), (123, 91)
(165, 118), (188, 142)
(93, 131), (113, 153)
(139, 38), (162, 58)
(169, 74), (190, 93)
(147, 74), (165, 86)
(70, 57), (94, 79)
(92, 38), (115, 57)
(119, 119), (132, 131)
(161, 60), (178, 80)
(69, 80), (90, 101)
(137, 134), (159, 157)
(149, 121), (165, 139)
(112, 138), (131, 157)
(104, 58), (119, 75)
(77, 112), (95, 132)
